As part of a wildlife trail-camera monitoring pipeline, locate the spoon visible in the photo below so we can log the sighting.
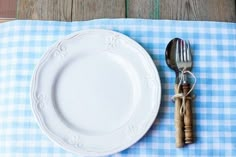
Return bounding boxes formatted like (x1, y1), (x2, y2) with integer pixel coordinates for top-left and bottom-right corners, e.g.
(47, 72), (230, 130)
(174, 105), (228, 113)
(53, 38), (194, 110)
(165, 38), (184, 147)
(165, 38), (181, 83)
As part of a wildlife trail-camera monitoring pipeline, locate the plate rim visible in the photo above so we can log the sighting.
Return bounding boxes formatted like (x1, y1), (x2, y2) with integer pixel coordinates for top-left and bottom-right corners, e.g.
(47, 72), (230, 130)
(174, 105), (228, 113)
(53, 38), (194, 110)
(30, 29), (161, 156)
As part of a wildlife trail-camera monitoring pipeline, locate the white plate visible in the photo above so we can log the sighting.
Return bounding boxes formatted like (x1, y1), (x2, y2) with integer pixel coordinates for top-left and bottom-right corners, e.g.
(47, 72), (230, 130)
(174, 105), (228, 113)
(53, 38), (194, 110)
(31, 29), (161, 156)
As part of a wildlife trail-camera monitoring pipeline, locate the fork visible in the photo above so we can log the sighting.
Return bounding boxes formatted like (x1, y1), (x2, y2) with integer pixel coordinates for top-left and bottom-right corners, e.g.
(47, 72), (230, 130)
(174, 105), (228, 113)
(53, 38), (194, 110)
(176, 39), (194, 144)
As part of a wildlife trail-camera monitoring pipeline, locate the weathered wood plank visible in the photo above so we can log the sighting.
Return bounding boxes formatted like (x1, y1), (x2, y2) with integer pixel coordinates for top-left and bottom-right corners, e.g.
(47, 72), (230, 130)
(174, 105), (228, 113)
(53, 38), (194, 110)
(0, 0), (17, 18)
(16, 0), (236, 22)
(126, 0), (159, 19)
(159, 0), (236, 22)
(72, 0), (126, 21)
(17, 0), (72, 21)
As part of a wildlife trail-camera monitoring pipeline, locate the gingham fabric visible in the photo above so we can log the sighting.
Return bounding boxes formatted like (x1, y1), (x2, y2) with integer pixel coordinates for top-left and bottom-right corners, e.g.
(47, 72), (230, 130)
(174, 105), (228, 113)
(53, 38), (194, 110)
(0, 19), (235, 157)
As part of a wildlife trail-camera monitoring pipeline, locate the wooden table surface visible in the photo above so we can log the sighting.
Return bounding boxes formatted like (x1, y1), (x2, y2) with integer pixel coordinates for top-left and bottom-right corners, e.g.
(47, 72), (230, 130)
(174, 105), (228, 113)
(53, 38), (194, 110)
(16, 0), (236, 22)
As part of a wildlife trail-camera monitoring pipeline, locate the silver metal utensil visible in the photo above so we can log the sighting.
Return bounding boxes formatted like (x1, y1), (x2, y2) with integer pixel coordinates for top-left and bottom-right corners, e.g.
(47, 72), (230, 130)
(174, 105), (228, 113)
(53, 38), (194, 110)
(165, 38), (184, 147)
(176, 39), (194, 144)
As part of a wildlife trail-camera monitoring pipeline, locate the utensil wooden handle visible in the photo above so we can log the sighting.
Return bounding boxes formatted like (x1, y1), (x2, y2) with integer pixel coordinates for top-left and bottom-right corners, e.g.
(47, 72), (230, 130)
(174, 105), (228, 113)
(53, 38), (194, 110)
(182, 83), (194, 144)
(174, 84), (184, 147)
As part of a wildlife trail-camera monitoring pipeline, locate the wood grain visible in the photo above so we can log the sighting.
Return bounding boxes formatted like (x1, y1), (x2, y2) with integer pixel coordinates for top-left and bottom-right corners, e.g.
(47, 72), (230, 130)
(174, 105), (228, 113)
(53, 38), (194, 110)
(182, 83), (193, 144)
(159, 0), (236, 22)
(174, 84), (184, 148)
(0, 0), (17, 18)
(72, 0), (126, 21)
(16, 0), (236, 21)
(126, 0), (159, 18)
(17, 0), (72, 21)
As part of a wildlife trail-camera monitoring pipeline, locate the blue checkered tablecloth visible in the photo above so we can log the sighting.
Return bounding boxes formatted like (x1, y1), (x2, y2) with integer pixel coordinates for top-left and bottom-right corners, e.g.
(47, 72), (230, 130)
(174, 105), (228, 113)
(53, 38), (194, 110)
(0, 19), (235, 157)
